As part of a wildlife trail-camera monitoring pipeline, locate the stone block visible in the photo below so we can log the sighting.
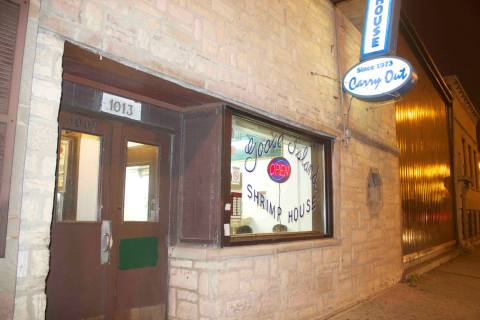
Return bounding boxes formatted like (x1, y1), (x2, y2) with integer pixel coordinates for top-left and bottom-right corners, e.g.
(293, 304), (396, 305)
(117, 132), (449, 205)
(297, 251), (312, 274)
(25, 120), (59, 154)
(193, 261), (224, 270)
(30, 249), (49, 277)
(80, 0), (104, 31)
(251, 277), (269, 293)
(31, 78), (62, 103)
(177, 301), (198, 320)
(225, 297), (253, 317)
(168, 4), (194, 27)
(46, 0), (82, 22)
(171, 259), (193, 269)
(13, 296), (28, 320)
(254, 258), (269, 276)
(177, 289), (198, 303)
(32, 293), (46, 320)
(170, 268), (198, 291)
(226, 258), (253, 270)
(199, 299), (221, 318)
(198, 272), (209, 297)
(217, 271), (239, 295)
(352, 229), (367, 243)
(314, 271), (334, 294)
(16, 251), (28, 279)
(212, 0), (235, 21)
(29, 99), (58, 122)
(278, 253), (296, 271)
(323, 247), (340, 264)
(169, 288), (176, 317)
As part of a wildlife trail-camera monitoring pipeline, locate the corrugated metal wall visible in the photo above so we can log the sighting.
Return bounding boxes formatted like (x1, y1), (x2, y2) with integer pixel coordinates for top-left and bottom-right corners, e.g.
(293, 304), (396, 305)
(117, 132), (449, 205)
(396, 35), (455, 256)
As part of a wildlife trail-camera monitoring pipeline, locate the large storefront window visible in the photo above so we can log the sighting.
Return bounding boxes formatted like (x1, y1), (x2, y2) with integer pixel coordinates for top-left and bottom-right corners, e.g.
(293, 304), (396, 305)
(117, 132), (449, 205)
(229, 115), (331, 241)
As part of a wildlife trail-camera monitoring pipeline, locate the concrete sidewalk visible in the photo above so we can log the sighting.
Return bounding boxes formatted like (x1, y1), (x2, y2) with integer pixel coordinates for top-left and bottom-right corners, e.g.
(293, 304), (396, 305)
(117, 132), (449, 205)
(328, 248), (480, 320)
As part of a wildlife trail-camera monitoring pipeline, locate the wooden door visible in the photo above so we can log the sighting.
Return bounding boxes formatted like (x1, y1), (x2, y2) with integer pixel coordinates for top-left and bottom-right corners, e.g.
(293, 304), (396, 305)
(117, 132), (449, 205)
(47, 112), (170, 319)
(111, 122), (170, 319)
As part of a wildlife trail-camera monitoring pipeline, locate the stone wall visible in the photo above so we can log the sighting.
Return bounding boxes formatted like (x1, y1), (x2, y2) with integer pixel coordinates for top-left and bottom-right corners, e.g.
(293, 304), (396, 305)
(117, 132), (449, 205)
(13, 29), (64, 319)
(2, 0), (403, 319)
(37, 0), (342, 135)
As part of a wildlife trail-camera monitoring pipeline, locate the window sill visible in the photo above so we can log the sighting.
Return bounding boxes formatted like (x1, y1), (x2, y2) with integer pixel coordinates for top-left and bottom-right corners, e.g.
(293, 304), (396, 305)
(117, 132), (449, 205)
(169, 237), (342, 261)
(226, 231), (332, 245)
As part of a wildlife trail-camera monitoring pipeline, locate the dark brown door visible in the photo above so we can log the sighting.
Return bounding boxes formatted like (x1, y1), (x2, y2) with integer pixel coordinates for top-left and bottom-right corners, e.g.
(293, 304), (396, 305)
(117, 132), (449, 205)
(47, 111), (170, 320)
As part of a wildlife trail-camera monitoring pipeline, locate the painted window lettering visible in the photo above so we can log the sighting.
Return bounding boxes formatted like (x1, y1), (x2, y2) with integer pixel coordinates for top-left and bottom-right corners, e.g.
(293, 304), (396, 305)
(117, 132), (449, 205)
(230, 116), (327, 237)
(243, 134), (283, 173)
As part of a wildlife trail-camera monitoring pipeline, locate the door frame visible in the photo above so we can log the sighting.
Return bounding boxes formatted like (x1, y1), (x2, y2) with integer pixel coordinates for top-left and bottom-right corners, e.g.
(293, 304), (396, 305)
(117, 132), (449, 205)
(47, 92), (174, 319)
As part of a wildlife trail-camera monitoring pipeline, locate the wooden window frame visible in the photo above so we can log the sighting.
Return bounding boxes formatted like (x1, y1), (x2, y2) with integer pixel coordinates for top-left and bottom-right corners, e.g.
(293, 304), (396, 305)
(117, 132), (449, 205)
(221, 107), (334, 246)
(468, 143), (474, 190)
(462, 138), (467, 177)
(0, 0), (29, 258)
(474, 151), (479, 191)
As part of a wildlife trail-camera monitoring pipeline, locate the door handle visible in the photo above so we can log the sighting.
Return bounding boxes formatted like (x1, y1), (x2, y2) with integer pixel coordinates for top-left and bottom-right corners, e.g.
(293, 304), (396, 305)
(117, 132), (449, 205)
(102, 232), (112, 252)
(100, 220), (112, 265)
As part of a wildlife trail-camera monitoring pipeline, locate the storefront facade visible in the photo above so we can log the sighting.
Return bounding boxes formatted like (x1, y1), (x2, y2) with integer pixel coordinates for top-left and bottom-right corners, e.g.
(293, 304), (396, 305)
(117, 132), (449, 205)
(0, 0), (404, 319)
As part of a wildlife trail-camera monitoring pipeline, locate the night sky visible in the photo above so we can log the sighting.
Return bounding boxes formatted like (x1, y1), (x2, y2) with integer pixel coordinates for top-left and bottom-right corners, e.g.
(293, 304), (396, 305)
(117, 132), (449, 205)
(402, 0), (480, 110)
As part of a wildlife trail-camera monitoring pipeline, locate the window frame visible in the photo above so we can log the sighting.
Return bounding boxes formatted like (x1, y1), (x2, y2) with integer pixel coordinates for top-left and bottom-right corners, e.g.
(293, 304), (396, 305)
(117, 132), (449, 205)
(0, 0), (29, 258)
(221, 107), (334, 246)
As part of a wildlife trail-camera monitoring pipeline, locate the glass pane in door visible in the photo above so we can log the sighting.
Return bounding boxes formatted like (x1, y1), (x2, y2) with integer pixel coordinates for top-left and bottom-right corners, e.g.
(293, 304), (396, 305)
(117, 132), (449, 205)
(55, 130), (102, 222)
(123, 141), (159, 222)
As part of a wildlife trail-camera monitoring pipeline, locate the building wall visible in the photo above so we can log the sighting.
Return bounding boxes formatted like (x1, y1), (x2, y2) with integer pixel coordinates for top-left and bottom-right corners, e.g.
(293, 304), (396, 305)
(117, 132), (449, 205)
(1, 0), (402, 319)
(446, 76), (480, 245)
(396, 34), (455, 259)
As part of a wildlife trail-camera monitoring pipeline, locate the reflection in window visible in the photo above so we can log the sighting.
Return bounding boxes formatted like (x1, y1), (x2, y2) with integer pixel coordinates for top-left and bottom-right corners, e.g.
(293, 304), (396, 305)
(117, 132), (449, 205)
(56, 131), (101, 222)
(123, 142), (159, 222)
(230, 116), (326, 237)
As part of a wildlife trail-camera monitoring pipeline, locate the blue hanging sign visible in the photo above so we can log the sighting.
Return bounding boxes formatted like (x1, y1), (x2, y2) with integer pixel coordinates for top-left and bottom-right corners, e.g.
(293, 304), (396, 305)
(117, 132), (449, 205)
(342, 56), (416, 101)
(360, 0), (399, 61)
(267, 157), (291, 183)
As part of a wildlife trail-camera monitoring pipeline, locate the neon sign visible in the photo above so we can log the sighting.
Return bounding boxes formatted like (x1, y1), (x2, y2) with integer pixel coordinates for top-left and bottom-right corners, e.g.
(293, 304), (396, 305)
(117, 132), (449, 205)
(267, 157), (291, 183)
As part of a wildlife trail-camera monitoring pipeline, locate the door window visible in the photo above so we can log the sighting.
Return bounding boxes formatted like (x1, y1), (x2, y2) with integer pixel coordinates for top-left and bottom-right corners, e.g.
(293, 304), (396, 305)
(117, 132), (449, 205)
(123, 141), (160, 222)
(55, 130), (102, 222)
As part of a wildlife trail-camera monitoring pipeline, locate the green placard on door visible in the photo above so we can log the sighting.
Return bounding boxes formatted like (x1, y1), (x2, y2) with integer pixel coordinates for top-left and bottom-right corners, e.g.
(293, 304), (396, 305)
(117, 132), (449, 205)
(118, 237), (158, 270)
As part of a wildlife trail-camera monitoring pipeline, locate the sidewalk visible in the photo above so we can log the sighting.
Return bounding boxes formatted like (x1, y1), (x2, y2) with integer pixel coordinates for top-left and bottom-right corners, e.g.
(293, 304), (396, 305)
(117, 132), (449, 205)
(328, 248), (480, 320)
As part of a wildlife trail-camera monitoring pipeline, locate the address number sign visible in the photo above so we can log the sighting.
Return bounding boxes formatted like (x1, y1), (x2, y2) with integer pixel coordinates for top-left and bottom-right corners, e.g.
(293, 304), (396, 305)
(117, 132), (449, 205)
(101, 93), (142, 121)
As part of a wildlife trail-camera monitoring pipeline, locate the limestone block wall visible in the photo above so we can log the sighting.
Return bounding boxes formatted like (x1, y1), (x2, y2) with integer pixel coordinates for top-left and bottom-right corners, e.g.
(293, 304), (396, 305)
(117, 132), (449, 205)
(1, 0), (403, 319)
(36, 0), (341, 135)
(13, 29), (64, 319)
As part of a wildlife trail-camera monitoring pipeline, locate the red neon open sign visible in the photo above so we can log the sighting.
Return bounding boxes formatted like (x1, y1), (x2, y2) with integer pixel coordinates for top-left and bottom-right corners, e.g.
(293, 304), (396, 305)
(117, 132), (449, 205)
(267, 157), (291, 183)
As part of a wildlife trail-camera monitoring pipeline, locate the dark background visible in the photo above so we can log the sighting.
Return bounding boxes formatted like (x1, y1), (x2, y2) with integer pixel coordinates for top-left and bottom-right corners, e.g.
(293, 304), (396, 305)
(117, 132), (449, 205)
(402, 0), (480, 109)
